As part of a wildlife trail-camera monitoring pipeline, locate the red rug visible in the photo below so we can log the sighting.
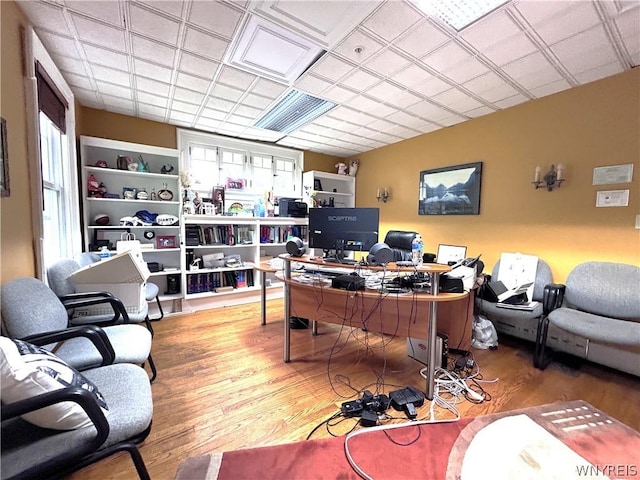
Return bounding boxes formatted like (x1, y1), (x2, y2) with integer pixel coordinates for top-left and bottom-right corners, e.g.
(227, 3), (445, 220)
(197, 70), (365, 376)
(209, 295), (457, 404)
(174, 400), (640, 479)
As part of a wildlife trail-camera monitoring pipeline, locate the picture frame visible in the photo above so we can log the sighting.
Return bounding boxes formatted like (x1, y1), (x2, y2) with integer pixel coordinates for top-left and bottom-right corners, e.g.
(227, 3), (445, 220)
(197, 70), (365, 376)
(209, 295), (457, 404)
(418, 161), (482, 215)
(157, 235), (177, 249)
(313, 179), (323, 191)
(1, 117), (10, 197)
(212, 185), (225, 215)
(122, 186), (137, 200)
(93, 228), (130, 250)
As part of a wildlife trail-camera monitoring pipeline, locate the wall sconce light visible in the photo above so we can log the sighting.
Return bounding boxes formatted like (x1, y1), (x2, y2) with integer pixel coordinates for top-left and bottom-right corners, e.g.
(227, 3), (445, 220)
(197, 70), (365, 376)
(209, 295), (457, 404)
(376, 187), (390, 203)
(533, 164), (565, 191)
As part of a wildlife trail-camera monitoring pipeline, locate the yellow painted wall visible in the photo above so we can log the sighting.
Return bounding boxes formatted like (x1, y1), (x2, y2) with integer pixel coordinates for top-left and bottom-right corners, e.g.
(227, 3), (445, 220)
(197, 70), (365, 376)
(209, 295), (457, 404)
(1, 1), (35, 282)
(353, 69), (640, 282)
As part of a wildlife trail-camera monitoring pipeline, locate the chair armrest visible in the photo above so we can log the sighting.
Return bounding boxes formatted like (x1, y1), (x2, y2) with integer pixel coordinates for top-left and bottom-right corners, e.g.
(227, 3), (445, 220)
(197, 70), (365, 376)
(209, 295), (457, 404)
(61, 294), (129, 325)
(1, 387), (109, 450)
(543, 283), (566, 315)
(22, 325), (116, 367)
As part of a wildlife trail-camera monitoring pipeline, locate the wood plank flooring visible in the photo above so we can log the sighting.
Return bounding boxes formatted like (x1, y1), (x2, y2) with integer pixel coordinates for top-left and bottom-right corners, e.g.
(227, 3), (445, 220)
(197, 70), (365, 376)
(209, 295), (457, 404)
(72, 299), (640, 479)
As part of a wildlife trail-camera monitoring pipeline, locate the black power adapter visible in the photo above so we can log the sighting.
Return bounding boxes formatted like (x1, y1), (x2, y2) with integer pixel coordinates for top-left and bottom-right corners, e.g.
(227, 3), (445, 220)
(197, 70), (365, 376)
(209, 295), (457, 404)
(389, 386), (425, 419)
(341, 391), (391, 418)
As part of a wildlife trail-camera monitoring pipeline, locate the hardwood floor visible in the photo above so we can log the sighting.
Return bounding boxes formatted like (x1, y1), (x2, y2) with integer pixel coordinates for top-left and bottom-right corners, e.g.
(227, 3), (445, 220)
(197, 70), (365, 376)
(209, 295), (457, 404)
(73, 299), (640, 479)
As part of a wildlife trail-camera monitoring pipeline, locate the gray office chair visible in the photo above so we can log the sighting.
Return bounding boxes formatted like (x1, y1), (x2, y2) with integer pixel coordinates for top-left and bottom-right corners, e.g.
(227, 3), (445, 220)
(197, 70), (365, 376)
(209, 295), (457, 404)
(78, 252), (164, 323)
(47, 258), (154, 335)
(1, 277), (156, 382)
(1, 335), (153, 479)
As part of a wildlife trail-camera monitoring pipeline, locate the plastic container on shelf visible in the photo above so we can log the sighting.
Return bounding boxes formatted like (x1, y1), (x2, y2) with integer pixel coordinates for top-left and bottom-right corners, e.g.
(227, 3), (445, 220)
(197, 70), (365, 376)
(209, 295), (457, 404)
(99, 246), (111, 260)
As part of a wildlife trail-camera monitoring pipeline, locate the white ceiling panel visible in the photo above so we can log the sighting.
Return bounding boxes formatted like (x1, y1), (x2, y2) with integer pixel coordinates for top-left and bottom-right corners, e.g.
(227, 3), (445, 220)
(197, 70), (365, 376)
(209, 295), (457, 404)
(18, 0), (639, 157)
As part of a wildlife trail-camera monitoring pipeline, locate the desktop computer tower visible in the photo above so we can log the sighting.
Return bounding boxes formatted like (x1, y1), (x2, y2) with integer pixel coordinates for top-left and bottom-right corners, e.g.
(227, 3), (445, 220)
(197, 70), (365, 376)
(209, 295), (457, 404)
(407, 333), (448, 370)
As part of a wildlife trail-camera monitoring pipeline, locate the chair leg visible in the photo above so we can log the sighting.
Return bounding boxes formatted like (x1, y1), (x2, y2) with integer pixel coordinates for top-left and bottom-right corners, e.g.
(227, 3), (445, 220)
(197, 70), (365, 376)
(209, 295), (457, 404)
(144, 316), (154, 337)
(150, 295), (164, 322)
(146, 353), (157, 383)
(534, 315), (552, 369)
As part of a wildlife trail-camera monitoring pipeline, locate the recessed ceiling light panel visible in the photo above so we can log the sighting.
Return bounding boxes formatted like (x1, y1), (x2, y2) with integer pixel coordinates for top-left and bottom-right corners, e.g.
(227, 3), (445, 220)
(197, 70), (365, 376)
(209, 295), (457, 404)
(416, 0), (509, 31)
(254, 89), (336, 134)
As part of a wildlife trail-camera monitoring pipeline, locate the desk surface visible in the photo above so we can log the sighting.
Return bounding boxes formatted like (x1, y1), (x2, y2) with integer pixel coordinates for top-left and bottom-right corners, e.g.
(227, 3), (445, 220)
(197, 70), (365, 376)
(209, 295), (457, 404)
(281, 254), (454, 275)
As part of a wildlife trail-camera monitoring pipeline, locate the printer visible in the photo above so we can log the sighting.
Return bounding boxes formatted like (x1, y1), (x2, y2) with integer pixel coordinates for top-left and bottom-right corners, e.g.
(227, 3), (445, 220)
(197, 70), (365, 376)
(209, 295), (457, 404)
(278, 198), (308, 218)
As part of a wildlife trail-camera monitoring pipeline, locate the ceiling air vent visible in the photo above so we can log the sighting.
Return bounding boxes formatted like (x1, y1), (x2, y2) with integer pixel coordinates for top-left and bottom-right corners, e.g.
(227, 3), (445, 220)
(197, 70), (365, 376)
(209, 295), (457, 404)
(254, 89), (336, 135)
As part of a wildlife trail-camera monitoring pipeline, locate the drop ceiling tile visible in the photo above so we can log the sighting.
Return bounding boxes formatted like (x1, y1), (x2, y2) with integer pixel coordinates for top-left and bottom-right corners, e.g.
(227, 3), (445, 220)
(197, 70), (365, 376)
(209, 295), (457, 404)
(309, 54), (356, 82)
(188, 1), (243, 39)
(35, 30), (81, 58)
(131, 35), (176, 67)
(294, 73), (333, 95)
(137, 0), (185, 19)
(393, 64), (432, 89)
(386, 90), (422, 109)
(176, 71), (211, 92)
(178, 52), (220, 78)
(387, 125), (421, 139)
(343, 94), (382, 113)
(573, 61), (623, 85)
(233, 104), (263, 118)
(242, 93), (274, 109)
(365, 101), (398, 119)
(101, 94), (134, 109)
(83, 44), (128, 70)
(136, 76), (172, 96)
(200, 108), (228, 121)
(323, 85), (358, 103)
(170, 100), (200, 115)
(18, 2), (71, 36)
(340, 69), (382, 92)
(195, 117), (222, 130)
(367, 118), (398, 132)
(71, 13), (126, 52)
(365, 81), (404, 102)
(333, 29), (384, 64)
(615, 6), (640, 49)
(226, 114), (253, 126)
(364, 48), (411, 77)
(522, 1), (600, 46)
(298, 123), (334, 137)
(138, 103), (168, 118)
(73, 87), (100, 106)
(432, 88), (483, 112)
(250, 78), (287, 99)
(409, 75), (453, 97)
(551, 26), (619, 75)
(386, 110), (421, 126)
(133, 58), (173, 83)
(172, 88), (203, 107)
(211, 83), (244, 102)
(137, 91), (168, 108)
(460, 10), (521, 51)
(63, 72), (92, 89)
(129, 3), (181, 44)
(481, 33), (538, 67)
(352, 125), (380, 138)
(218, 122), (247, 134)
(395, 20), (450, 58)
(169, 110), (195, 124)
(313, 115), (348, 131)
(463, 71), (507, 95)
(439, 114), (466, 127)
(53, 54), (88, 76)
(494, 93), (529, 109)
(91, 64), (131, 87)
(106, 104), (135, 116)
(501, 52), (563, 85)
(217, 65), (257, 90)
(465, 105), (495, 118)
(206, 97), (236, 112)
(513, 0), (572, 26)
(238, 127), (283, 142)
(529, 79), (572, 98)
(370, 132), (402, 144)
(422, 41), (472, 71)
(64, 1), (123, 26)
(96, 80), (132, 99)
(406, 100), (455, 122)
(362, 1), (423, 43)
(183, 26), (230, 61)
(441, 56), (490, 84)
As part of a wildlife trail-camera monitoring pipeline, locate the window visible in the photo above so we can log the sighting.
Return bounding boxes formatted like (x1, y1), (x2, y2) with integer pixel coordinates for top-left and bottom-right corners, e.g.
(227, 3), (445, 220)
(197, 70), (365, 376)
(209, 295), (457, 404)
(178, 130), (303, 212)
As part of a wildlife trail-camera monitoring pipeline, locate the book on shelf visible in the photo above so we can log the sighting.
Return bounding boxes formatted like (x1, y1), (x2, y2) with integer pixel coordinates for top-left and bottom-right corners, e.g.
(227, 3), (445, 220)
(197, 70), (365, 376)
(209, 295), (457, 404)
(496, 301), (540, 311)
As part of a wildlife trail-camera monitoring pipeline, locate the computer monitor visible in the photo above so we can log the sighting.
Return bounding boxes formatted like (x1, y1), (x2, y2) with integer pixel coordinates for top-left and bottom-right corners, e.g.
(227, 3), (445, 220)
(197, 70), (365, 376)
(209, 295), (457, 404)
(436, 244), (467, 265)
(308, 207), (379, 263)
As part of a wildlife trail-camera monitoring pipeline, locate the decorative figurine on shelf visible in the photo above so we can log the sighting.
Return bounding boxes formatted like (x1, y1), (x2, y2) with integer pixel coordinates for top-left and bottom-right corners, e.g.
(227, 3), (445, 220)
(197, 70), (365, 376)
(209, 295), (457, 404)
(335, 162), (348, 175)
(137, 155), (150, 172)
(117, 155), (131, 170)
(348, 159), (359, 176)
(161, 164), (174, 175)
(158, 182), (174, 201)
(87, 174), (102, 198)
(94, 160), (108, 168)
(193, 192), (202, 213)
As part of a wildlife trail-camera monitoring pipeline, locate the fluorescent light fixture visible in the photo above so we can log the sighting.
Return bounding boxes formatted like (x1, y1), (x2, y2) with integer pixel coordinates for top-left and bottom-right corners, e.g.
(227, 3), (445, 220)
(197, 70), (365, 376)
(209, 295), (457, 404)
(416, 0), (509, 31)
(254, 89), (336, 135)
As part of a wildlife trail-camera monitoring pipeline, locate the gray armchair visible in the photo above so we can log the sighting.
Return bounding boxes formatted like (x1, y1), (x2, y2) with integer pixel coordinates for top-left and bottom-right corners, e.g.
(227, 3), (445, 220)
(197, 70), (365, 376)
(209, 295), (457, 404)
(476, 258), (554, 343)
(534, 261), (640, 375)
(1, 335), (153, 479)
(1, 277), (156, 382)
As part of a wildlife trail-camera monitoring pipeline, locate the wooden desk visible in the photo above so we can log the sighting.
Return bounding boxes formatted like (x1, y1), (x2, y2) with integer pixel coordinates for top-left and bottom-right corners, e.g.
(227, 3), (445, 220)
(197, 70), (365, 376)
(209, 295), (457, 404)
(281, 255), (468, 400)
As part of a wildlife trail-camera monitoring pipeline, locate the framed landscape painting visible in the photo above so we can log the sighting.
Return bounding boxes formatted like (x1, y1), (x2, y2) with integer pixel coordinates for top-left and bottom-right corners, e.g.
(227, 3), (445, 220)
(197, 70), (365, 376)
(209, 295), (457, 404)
(418, 162), (482, 215)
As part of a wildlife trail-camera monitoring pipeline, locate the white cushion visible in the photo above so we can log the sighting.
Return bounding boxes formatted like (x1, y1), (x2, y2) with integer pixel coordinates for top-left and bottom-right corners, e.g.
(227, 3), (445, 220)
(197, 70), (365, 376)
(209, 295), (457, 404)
(0, 336), (109, 430)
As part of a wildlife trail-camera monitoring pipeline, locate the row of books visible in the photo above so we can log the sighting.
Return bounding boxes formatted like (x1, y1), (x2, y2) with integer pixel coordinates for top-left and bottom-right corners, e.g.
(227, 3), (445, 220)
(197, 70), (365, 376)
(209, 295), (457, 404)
(259, 225), (308, 244)
(186, 269), (254, 294)
(186, 225), (253, 246)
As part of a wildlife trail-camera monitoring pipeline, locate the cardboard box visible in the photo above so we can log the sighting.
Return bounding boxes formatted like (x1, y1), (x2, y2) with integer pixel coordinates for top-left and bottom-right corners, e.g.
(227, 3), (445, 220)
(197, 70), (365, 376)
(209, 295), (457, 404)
(69, 251), (150, 315)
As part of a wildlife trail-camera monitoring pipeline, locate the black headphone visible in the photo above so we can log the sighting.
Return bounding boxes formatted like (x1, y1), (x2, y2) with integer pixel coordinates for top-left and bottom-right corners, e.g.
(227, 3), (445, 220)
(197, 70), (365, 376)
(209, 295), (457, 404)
(366, 242), (393, 266)
(286, 237), (306, 257)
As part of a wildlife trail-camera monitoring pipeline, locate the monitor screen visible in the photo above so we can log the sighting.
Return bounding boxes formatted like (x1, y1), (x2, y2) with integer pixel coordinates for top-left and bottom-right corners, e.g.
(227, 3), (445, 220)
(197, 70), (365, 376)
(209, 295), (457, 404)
(308, 208), (379, 261)
(436, 244), (467, 265)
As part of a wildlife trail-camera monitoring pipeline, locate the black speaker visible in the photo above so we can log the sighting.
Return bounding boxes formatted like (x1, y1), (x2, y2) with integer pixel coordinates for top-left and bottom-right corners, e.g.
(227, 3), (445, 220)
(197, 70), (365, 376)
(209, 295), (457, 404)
(366, 242), (393, 265)
(286, 237), (306, 257)
(166, 274), (180, 294)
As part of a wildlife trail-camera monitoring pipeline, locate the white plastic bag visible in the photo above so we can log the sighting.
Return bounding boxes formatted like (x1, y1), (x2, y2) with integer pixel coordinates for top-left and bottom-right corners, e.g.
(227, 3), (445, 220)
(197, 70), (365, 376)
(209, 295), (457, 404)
(471, 315), (498, 349)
